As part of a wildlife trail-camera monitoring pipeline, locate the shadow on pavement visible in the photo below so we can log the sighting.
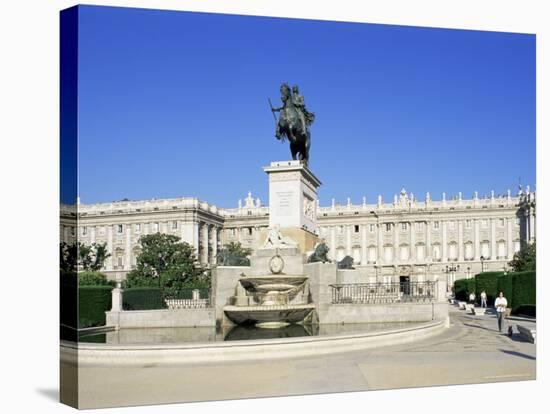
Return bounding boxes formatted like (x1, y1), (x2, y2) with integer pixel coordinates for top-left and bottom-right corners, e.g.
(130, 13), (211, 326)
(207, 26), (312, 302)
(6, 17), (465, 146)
(463, 323), (499, 333)
(499, 349), (536, 360)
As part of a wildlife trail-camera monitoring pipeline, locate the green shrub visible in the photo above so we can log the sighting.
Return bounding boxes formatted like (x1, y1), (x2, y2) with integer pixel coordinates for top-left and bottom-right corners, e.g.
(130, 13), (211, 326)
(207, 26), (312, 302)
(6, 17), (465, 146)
(512, 271), (536, 313)
(512, 304), (536, 318)
(122, 287), (165, 310)
(60, 270), (78, 332)
(78, 271), (114, 286)
(454, 278), (476, 301)
(497, 274), (514, 308)
(125, 272), (161, 288)
(475, 272), (504, 306)
(78, 286), (112, 328)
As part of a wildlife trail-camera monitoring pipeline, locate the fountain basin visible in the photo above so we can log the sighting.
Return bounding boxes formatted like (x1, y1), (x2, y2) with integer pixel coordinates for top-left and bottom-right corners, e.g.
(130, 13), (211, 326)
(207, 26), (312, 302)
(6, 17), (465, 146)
(239, 275), (308, 292)
(224, 304), (315, 327)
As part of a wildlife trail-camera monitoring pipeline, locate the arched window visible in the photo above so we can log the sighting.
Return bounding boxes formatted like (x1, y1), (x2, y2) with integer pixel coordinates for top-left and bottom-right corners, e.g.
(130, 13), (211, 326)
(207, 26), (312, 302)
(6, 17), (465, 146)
(464, 242), (473, 260)
(481, 241), (490, 259)
(114, 247), (124, 269)
(400, 244), (409, 261)
(497, 240), (506, 259)
(384, 245), (393, 262)
(352, 246), (361, 265)
(336, 246), (345, 262)
(416, 243), (425, 260)
(432, 243), (441, 261)
(448, 242), (458, 260)
(368, 245), (377, 263)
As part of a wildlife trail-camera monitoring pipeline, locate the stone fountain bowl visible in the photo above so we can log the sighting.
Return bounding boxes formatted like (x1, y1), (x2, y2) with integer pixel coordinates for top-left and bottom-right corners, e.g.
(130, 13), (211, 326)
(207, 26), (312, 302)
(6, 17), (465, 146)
(224, 304), (315, 328)
(239, 275), (307, 292)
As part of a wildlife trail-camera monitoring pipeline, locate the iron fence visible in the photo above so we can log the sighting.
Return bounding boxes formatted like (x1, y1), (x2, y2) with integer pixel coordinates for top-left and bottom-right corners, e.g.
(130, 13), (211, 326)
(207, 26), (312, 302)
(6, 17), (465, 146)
(329, 282), (435, 304)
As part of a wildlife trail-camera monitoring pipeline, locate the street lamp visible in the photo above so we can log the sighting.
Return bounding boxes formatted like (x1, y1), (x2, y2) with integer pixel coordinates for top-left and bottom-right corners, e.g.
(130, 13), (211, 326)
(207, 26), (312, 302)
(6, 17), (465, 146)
(445, 264), (460, 292)
(480, 255), (486, 273)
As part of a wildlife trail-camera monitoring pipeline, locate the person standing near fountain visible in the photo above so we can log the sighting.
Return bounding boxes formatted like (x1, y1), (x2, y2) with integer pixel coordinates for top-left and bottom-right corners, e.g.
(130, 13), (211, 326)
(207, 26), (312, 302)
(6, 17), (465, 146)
(494, 291), (508, 332)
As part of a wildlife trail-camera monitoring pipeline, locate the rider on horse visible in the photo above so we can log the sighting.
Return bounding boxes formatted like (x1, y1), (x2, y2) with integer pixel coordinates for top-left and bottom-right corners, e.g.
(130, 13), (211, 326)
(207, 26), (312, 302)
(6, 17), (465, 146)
(270, 83), (314, 165)
(291, 85), (315, 135)
(271, 83), (314, 140)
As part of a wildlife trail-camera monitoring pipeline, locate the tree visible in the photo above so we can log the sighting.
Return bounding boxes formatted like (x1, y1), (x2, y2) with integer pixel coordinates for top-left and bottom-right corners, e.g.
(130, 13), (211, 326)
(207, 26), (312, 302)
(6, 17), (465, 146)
(225, 241), (252, 258)
(77, 242), (111, 271)
(126, 233), (205, 291)
(60, 242), (78, 272)
(508, 241), (536, 272)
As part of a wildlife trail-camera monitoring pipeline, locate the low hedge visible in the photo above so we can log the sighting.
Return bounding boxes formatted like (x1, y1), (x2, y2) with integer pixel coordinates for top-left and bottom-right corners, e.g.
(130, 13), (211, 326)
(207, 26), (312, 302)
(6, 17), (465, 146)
(512, 271), (536, 314)
(60, 271), (78, 331)
(497, 274), (514, 308)
(512, 304), (536, 318)
(475, 272), (504, 306)
(78, 271), (114, 286)
(122, 287), (165, 310)
(78, 285), (112, 328)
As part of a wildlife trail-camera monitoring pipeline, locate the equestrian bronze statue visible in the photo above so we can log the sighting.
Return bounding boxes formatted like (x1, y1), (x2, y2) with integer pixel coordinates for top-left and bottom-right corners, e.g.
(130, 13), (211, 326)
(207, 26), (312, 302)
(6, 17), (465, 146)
(269, 84), (315, 166)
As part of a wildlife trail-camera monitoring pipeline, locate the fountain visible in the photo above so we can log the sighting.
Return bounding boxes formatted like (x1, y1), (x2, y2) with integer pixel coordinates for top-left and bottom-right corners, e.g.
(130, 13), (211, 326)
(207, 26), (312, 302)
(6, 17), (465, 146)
(223, 232), (316, 328)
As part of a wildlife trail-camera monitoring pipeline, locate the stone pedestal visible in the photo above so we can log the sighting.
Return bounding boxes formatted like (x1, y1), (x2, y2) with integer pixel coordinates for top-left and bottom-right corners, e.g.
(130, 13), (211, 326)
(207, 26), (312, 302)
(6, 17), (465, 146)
(263, 161), (322, 235)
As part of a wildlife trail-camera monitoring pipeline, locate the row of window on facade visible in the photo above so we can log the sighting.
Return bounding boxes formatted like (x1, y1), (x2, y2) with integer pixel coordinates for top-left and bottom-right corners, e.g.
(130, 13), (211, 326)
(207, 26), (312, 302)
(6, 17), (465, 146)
(322, 217), (519, 236)
(333, 240), (520, 264)
(77, 221), (180, 237)
(70, 217), (520, 238)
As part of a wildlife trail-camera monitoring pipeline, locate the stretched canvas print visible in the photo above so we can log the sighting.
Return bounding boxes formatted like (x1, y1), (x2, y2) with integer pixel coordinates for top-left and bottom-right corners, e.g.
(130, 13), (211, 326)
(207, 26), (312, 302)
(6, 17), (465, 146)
(60, 4), (537, 409)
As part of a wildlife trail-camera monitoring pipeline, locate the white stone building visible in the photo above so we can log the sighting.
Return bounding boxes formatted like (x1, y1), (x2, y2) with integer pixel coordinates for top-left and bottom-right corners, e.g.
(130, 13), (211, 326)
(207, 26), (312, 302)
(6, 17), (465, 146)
(61, 185), (536, 289)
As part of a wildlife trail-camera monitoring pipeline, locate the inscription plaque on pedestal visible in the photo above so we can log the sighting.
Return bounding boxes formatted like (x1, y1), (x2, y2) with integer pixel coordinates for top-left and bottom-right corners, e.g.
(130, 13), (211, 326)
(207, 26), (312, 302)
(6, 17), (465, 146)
(263, 160), (322, 234)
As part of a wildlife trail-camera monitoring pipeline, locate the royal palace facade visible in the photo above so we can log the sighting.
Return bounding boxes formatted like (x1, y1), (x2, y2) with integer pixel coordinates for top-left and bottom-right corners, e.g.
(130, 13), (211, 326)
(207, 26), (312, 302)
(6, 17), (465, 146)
(61, 186), (536, 288)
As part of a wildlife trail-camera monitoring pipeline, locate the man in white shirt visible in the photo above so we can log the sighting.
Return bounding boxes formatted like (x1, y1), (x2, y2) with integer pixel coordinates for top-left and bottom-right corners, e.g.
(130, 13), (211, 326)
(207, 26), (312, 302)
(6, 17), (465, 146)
(480, 291), (487, 308)
(494, 291), (508, 332)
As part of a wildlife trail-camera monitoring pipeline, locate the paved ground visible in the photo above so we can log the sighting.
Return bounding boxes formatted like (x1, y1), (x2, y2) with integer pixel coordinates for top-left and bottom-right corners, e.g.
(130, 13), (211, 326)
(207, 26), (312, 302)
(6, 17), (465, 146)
(74, 305), (536, 409)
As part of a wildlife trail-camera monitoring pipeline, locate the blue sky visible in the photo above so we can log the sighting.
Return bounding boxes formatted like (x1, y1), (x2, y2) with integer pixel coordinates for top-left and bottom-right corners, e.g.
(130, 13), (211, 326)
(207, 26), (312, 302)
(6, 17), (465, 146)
(75, 5), (535, 207)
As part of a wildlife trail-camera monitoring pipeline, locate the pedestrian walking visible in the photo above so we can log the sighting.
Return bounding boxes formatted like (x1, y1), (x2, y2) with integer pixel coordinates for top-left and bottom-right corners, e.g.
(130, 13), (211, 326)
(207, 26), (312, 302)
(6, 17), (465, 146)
(480, 290), (487, 308)
(469, 292), (476, 305)
(494, 291), (508, 332)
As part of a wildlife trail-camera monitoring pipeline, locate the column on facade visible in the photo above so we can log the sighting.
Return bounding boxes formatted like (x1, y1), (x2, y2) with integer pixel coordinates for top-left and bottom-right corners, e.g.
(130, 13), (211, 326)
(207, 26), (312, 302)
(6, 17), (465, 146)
(161, 221), (168, 234)
(474, 219), (480, 259)
(125, 224), (132, 270)
(490, 218), (496, 259)
(211, 226), (218, 265)
(90, 226), (96, 244)
(330, 226), (337, 261)
(63, 226), (70, 244)
(442, 221), (447, 262)
(361, 224), (367, 265)
(507, 217), (514, 259)
(107, 225), (114, 271)
(458, 220), (464, 261)
(193, 222), (200, 253)
(523, 210), (531, 242)
(529, 211), (535, 242)
(410, 221), (415, 262)
(377, 223), (383, 263)
(201, 223), (209, 265)
(345, 225), (352, 256)
(426, 220), (431, 261)
(393, 222), (399, 262)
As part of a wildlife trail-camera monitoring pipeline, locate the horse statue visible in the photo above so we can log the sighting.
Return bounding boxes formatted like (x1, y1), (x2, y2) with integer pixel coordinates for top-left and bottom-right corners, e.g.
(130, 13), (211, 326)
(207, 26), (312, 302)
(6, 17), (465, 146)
(270, 83), (314, 166)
